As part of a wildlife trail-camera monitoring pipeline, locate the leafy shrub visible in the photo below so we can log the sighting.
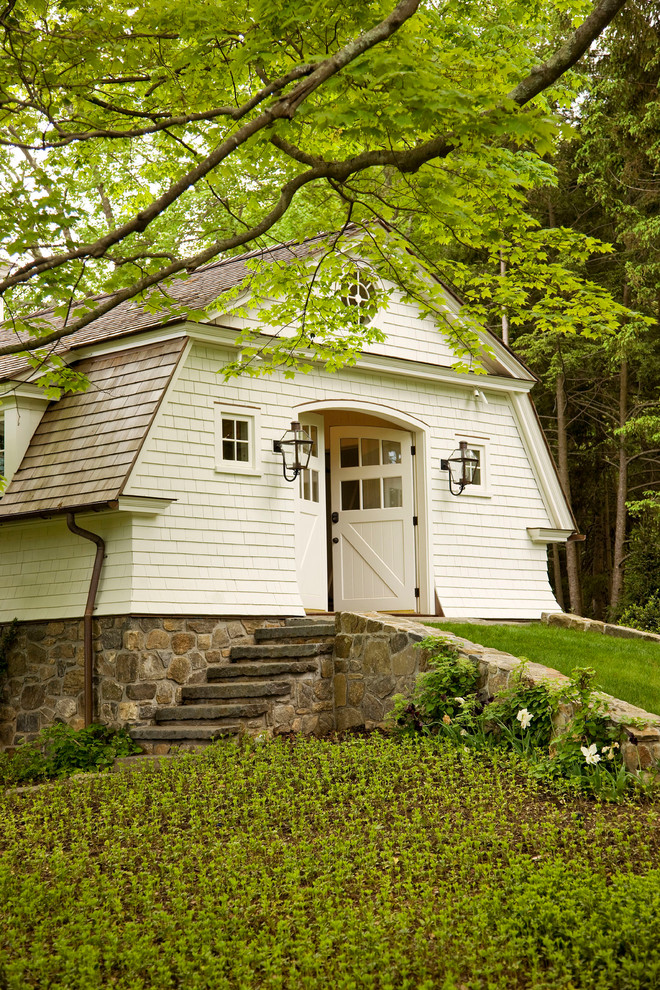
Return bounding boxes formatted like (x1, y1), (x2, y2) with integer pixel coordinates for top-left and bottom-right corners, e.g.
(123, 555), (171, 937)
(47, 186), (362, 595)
(390, 635), (479, 737)
(0, 722), (140, 786)
(619, 593), (660, 634)
(389, 638), (648, 801)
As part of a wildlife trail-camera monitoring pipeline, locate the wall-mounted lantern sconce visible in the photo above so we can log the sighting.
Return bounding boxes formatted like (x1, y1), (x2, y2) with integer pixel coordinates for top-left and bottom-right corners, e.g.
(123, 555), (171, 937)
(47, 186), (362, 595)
(273, 421), (313, 482)
(441, 441), (479, 496)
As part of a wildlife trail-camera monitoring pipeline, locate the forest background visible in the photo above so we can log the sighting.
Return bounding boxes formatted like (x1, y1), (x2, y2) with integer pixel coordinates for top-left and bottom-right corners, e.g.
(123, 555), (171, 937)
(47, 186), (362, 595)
(0, 0), (658, 623)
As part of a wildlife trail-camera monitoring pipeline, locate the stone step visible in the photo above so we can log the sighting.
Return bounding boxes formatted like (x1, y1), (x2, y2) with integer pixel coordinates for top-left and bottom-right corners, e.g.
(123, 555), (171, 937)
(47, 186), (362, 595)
(182, 681), (290, 702)
(155, 702), (269, 722)
(230, 642), (331, 661)
(285, 616), (333, 625)
(254, 623), (335, 641)
(130, 724), (241, 741)
(207, 660), (319, 680)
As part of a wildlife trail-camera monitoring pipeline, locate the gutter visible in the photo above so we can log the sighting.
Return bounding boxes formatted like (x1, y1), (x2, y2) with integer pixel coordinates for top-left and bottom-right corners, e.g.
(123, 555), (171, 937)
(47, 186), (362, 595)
(66, 513), (105, 727)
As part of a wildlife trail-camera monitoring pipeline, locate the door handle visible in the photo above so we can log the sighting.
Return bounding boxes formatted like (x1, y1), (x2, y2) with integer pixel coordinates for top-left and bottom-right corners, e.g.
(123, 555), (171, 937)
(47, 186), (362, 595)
(332, 537), (339, 544)
(331, 512), (339, 523)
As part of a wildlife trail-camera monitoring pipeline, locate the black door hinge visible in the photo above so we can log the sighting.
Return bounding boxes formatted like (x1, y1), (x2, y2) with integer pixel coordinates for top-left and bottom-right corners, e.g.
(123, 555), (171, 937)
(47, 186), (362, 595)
(410, 445), (416, 455)
(412, 516), (418, 526)
(414, 587), (420, 598)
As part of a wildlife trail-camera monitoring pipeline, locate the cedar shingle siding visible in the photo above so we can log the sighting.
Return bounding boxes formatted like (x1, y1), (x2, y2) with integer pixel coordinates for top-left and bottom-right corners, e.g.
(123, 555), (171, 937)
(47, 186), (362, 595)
(0, 337), (185, 518)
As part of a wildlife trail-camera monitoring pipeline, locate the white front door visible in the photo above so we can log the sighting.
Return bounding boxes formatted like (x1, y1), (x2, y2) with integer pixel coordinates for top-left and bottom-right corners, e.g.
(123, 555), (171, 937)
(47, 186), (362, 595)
(294, 415), (328, 610)
(330, 426), (416, 612)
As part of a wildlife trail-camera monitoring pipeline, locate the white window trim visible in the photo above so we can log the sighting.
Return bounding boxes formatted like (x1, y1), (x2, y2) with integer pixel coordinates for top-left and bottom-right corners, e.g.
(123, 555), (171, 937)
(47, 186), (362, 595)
(452, 434), (490, 498)
(214, 403), (262, 476)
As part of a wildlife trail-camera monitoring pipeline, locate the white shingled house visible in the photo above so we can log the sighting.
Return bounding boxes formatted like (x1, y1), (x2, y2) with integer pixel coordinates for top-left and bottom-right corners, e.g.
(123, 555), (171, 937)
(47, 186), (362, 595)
(0, 237), (575, 625)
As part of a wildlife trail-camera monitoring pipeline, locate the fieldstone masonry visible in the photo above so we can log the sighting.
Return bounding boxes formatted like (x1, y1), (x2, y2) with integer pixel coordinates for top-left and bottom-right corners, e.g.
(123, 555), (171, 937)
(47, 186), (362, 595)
(0, 615), (284, 748)
(542, 611), (660, 643)
(332, 612), (431, 731)
(2, 610), (659, 774)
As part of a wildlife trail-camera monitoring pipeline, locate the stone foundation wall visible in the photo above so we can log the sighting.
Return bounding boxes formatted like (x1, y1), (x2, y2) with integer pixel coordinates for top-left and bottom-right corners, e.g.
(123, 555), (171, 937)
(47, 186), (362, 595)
(0, 615), (284, 748)
(3, 610), (659, 773)
(334, 612), (660, 772)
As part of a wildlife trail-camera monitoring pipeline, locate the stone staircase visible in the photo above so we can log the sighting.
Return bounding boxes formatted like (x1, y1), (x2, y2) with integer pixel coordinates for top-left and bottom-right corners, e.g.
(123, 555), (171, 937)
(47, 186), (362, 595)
(130, 617), (336, 752)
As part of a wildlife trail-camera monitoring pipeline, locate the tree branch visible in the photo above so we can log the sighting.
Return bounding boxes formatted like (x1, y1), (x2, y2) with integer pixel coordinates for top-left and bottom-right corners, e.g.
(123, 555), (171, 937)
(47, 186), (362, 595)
(0, 0), (631, 360)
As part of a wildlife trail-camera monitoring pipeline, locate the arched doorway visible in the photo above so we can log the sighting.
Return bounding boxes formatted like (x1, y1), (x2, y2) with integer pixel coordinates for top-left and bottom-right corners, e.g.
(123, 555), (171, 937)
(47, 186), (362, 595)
(293, 400), (433, 614)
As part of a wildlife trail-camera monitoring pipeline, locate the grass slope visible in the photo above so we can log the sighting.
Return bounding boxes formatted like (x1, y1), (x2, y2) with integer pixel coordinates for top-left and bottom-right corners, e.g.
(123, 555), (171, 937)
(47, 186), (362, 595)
(428, 622), (660, 716)
(1, 737), (660, 990)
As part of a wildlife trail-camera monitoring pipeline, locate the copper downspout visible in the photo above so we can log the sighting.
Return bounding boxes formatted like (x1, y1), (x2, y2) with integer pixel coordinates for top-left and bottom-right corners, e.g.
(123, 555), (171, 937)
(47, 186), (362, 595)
(66, 513), (106, 727)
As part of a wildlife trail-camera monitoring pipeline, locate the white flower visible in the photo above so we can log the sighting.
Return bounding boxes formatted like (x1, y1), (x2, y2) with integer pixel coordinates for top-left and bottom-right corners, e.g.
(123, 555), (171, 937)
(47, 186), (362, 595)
(455, 697), (466, 706)
(581, 743), (601, 766)
(516, 708), (533, 730)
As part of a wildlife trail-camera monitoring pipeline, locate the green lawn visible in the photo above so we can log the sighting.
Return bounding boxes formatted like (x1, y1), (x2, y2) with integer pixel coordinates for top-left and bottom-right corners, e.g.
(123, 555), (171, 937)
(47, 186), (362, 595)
(1, 737), (660, 990)
(427, 622), (660, 716)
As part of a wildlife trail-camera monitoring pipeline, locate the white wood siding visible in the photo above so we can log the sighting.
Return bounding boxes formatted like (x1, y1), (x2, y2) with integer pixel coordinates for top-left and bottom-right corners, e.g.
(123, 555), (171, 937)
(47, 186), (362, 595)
(0, 513), (132, 622)
(217, 285), (461, 369)
(121, 340), (559, 619)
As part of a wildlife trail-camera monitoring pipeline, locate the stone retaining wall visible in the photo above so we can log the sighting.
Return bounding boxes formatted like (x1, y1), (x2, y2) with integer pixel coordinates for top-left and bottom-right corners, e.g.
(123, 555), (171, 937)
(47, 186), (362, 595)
(0, 615), (283, 748)
(334, 612), (660, 772)
(541, 611), (660, 643)
(3, 610), (660, 773)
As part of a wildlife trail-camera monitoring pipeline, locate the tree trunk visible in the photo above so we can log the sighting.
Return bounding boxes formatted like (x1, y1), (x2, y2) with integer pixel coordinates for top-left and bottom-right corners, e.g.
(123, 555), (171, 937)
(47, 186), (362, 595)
(610, 354), (628, 610)
(552, 543), (566, 610)
(556, 370), (583, 614)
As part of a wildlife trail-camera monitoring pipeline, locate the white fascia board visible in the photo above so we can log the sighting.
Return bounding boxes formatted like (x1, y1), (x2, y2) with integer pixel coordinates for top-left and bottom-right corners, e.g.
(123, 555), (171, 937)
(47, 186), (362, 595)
(509, 392), (575, 531)
(116, 495), (175, 515)
(67, 324), (191, 363)
(187, 324), (535, 394)
(63, 319), (535, 396)
(0, 381), (55, 401)
(527, 527), (574, 544)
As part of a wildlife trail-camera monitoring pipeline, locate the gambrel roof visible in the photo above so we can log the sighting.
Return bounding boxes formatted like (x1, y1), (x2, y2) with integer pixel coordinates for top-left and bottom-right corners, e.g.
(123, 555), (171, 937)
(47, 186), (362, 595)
(0, 231), (533, 384)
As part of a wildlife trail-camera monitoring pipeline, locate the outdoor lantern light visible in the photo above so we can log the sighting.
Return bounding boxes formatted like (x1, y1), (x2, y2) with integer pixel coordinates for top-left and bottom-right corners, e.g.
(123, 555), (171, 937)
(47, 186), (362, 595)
(273, 420), (313, 482)
(441, 441), (479, 496)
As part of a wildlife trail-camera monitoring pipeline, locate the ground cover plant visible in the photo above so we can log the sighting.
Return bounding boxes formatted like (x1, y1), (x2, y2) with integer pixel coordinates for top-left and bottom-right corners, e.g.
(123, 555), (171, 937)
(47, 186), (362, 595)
(1, 735), (659, 990)
(428, 621), (660, 716)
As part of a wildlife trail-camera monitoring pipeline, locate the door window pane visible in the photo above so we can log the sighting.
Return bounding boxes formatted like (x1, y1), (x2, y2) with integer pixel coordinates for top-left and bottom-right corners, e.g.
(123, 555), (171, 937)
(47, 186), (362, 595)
(361, 437), (380, 466)
(340, 438), (359, 468)
(309, 425), (318, 458)
(383, 476), (403, 507)
(382, 439), (402, 464)
(311, 470), (319, 503)
(341, 479), (360, 510)
(303, 469), (311, 501)
(362, 478), (381, 509)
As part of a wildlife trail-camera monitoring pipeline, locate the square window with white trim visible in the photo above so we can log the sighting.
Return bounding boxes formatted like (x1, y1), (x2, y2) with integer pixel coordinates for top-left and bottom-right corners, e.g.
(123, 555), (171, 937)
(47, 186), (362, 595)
(214, 404), (261, 475)
(453, 437), (489, 496)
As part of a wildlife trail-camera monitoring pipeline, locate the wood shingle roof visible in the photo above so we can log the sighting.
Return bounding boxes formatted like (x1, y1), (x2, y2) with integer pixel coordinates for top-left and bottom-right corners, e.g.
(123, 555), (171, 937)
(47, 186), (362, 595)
(0, 236), (333, 381)
(0, 337), (186, 520)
